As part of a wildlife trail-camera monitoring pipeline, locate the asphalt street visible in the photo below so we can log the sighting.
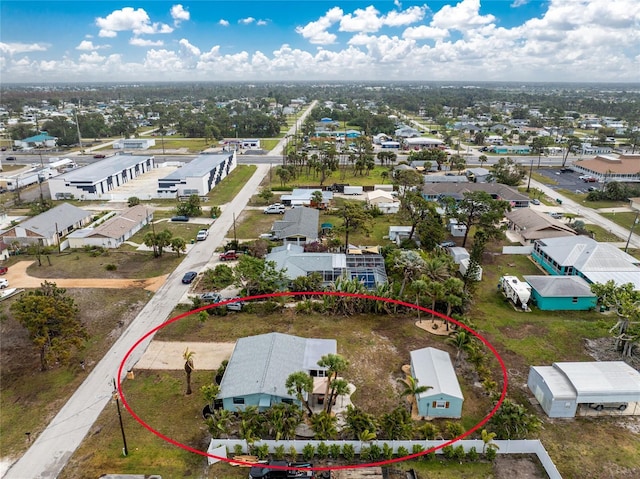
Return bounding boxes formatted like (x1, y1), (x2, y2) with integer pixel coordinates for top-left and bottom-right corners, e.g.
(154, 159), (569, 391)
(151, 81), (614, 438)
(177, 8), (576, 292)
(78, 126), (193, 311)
(2, 101), (317, 479)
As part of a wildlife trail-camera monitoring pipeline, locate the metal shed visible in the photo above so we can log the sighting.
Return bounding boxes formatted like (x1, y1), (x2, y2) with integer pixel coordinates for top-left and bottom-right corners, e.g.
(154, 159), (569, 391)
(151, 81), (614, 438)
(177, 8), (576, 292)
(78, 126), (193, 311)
(528, 361), (640, 418)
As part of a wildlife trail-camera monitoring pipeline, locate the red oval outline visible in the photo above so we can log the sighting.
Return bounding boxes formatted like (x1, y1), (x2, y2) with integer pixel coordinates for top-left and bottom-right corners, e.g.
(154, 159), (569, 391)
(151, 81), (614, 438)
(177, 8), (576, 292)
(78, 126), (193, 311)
(117, 291), (507, 471)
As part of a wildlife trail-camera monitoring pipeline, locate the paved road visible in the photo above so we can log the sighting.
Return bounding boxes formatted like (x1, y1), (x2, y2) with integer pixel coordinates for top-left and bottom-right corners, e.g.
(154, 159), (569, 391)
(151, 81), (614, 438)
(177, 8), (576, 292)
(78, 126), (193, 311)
(2, 102), (317, 479)
(528, 177), (640, 249)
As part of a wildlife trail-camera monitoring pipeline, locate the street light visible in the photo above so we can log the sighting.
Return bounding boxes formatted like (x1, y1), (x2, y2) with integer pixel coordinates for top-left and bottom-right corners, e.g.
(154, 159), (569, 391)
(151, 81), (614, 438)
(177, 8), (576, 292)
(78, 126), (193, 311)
(527, 158), (534, 192)
(112, 378), (129, 457)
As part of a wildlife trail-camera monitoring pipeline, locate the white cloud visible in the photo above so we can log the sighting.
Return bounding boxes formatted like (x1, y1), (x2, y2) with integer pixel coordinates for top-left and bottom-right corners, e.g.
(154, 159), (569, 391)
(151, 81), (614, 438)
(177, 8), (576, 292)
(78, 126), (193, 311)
(2, 0), (639, 83)
(76, 40), (109, 51)
(79, 51), (106, 64)
(431, 0), (496, 30)
(96, 7), (173, 37)
(511, 0), (529, 7)
(170, 4), (190, 25)
(257, 20), (268, 26)
(295, 6), (343, 44)
(402, 25), (449, 41)
(218, 19), (229, 27)
(0, 42), (48, 55)
(239, 17), (255, 25)
(129, 38), (164, 47)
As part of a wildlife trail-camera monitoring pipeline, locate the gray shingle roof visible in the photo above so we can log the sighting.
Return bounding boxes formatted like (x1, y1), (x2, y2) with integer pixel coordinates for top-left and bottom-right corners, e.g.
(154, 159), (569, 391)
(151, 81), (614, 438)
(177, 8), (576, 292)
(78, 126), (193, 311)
(506, 208), (576, 240)
(271, 206), (319, 241)
(422, 182), (529, 202)
(218, 333), (336, 399)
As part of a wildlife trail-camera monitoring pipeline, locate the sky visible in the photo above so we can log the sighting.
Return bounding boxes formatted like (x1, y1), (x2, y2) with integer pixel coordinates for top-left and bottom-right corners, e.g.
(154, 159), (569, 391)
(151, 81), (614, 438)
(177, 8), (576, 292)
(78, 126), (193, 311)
(0, 0), (639, 84)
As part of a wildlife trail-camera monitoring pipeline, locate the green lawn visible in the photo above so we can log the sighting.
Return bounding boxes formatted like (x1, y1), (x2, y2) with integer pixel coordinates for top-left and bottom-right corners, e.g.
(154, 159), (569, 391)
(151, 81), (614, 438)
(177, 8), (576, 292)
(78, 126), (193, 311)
(583, 224), (626, 242)
(207, 165), (257, 205)
(599, 211), (639, 230)
(260, 139), (279, 151)
(271, 166), (394, 189)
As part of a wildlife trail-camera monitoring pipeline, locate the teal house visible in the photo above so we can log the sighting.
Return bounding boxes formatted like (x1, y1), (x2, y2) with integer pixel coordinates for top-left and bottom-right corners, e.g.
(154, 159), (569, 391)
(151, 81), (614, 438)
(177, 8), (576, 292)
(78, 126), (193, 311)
(410, 347), (464, 418)
(523, 275), (597, 311)
(218, 333), (336, 412)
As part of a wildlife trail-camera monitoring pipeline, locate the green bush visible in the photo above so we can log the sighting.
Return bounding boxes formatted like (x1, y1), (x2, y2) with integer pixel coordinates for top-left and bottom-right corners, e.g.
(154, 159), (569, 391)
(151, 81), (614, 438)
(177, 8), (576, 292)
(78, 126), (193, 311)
(329, 444), (341, 459)
(360, 446), (370, 461)
(453, 445), (466, 461)
(442, 445), (455, 460)
(485, 446), (497, 462)
(233, 444), (244, 456)
(467, 446), (479, 461)
(255, 443), (270, 460)
(316, 442), (329, 460)
(302, 443), (315, 461)
(396, 446), (409, 458)
(273, 445), (286, 461)
(288, 446), (298, 462)
(382, 443), (394, 460)
(104, 264), (117, 271)
(342, 443), (355, 462)
(367, 444), (381, 461)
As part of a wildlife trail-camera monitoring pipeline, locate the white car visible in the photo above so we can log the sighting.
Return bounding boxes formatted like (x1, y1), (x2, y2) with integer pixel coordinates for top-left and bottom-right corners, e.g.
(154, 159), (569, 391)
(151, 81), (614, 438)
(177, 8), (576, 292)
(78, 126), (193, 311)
(0, 278), (8, 289)
(264, 204), (285, 214)
(196, 229), (209, 241)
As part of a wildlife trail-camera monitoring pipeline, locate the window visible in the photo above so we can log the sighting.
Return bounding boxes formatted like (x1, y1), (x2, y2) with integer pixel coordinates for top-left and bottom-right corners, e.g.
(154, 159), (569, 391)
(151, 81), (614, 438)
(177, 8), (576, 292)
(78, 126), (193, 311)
(281, 398), (294, 405)
(232, 397), (245, 405)
(432, 400), (450, 409)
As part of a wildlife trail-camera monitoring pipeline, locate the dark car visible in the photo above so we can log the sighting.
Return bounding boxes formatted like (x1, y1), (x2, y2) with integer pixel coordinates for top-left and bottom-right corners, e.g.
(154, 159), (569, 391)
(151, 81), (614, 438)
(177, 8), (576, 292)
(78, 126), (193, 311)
(5, 156), (16, 161)
(181, 271), (197, 284)
(171, 215), (189, 222)
(93, 153), (106, 159)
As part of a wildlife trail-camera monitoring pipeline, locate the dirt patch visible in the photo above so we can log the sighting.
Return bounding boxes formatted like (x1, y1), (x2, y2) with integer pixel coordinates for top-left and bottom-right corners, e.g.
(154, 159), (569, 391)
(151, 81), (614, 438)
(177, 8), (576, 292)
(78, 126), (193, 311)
(584, 337), (640, 370)
(135, 341), (235, 370)
(494, 455), (549, 479)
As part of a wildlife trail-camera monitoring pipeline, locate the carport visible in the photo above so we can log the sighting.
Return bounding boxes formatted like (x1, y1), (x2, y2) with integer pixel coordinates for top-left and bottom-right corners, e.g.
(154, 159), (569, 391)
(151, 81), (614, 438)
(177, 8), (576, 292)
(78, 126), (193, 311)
(528, 361), (640, 418)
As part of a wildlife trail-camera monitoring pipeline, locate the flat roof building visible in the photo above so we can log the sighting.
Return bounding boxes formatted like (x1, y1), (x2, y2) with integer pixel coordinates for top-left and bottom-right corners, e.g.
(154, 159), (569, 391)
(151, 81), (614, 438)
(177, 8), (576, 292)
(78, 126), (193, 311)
(157, 152), (236, 197)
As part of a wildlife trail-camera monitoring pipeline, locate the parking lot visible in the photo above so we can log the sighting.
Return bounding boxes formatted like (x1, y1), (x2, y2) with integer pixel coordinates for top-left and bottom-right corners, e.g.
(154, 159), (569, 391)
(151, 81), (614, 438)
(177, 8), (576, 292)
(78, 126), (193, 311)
(536, 168), (603, 194)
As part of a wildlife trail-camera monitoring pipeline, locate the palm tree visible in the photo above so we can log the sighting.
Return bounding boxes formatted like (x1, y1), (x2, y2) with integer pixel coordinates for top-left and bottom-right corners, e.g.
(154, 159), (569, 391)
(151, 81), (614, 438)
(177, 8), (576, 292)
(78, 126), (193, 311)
(285, 371), (314, 416)
(399, 375), (431, 417)
(309, 411), (338, 440)
(446, 330), (475, 365)
(183, 348), (195, 395)
(481, 428), (499, 454)
(317, 354), (349, 413)
(326, 378), (350, 415)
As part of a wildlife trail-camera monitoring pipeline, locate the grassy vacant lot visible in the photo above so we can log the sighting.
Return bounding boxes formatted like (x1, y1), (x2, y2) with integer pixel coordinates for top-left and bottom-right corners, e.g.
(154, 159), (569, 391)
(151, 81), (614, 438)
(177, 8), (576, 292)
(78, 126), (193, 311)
(0, 249), (184, 460)
(600, 211), (639, 230)
(207, 165), (257, 206)
(270, 166), (393, 189)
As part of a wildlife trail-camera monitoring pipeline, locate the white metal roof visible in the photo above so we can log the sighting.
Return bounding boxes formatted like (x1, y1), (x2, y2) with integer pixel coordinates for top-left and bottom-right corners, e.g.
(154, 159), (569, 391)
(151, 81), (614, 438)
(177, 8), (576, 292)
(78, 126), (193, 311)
(554, 361), (640, 400)
(410, 347), (463, 400)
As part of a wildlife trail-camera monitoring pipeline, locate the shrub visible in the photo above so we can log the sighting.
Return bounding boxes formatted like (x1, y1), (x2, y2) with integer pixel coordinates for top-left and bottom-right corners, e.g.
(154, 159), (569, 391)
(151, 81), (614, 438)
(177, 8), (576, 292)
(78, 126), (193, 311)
(302, 443), (315, 461)
(104, 264), (117, 271)
(445, 421), (464, 439)
(467, 446), (479, 462)
(396, 446), (409, 458)
(255, 443), (270, 460)
(127, 196), (140, 207)
(411, 444), (424, 460)
(453, 445), (465, 461)
(485, 446), (497, 462)
(359, 446), (370, 461)
(367, 444), (381, 461)
(233, 444), (244, 456)
(329, 444), (341, 459)
(288, 446), (298, 462)
(273, 445), (286, 461)
(382, 443), (394, 460)
(316, 442), (329, 460)
(442, 445), (455, 460)
(342, 443), (355, 462)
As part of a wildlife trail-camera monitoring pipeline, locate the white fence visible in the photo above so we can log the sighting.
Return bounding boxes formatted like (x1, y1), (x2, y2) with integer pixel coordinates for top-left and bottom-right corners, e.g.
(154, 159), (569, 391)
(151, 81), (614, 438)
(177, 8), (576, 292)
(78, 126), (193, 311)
(207, 439), (561, 478)
(502, 246), (534, 255)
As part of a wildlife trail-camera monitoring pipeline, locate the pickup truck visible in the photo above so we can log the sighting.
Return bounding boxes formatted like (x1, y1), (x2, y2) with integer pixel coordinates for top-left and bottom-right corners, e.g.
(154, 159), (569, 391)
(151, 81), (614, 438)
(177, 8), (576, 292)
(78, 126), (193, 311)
(248, 462), (313, 479)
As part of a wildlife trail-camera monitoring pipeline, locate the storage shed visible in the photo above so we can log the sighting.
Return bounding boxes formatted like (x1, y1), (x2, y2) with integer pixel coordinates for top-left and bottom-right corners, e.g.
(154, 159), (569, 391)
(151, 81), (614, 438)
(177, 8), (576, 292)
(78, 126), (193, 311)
(410, 347), (464, 418)
(523, 275), (597, 311)
(527, 361), (640, 418)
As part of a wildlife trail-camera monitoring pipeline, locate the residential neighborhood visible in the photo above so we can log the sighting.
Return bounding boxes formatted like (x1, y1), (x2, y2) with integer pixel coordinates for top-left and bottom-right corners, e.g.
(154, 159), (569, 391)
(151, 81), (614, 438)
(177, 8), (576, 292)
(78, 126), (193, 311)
(1, 81), (639, 479)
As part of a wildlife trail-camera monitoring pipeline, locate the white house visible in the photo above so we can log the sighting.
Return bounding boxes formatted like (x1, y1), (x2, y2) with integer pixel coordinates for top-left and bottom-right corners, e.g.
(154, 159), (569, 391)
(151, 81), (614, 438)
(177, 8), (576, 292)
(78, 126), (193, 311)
(365, 190), (400, 214)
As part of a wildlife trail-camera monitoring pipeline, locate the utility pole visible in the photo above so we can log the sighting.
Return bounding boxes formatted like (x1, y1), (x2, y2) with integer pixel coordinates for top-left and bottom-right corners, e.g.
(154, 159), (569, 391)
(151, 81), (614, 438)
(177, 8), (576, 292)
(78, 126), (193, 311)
(112, 378), (129, 457)
(527, 158), (534, 192)
(625, 210), (640, 252)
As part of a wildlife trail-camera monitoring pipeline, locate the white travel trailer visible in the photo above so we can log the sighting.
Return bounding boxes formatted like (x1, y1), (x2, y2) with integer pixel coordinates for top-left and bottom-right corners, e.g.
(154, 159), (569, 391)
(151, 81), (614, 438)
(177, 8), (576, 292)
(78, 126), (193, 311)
(500, 276), (531, 310)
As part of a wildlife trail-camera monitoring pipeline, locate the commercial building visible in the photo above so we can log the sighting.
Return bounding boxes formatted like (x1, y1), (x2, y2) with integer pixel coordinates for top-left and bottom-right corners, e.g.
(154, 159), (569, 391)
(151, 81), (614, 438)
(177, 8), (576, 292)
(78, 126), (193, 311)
(157, 152), (235, 197)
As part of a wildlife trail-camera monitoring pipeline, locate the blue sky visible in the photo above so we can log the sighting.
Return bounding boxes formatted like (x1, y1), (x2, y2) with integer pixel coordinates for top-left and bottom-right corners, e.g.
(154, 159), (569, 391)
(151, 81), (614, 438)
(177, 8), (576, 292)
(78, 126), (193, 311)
(1, 1), (638, 83)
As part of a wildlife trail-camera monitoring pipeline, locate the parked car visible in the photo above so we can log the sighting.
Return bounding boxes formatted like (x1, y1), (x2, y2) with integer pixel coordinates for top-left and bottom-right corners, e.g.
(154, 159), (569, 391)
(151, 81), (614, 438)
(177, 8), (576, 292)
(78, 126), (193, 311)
(196, 229), (209, 241)
(264, 204), (285, 214)
(219, 250), (239, 261)
(583, 177), (597, 183)
(200, 292), (222, 303)
(531, 199), (541, 205)
(171, 215), (189, 222)
(0, 278), (9, 289)
(0, 266), (8, 275)
(181, 271), (197, 284)
(93, 153), (106, 159)
(225, 297), (245, 311)
(5, 156), (16, 161)
(588, 402), (628, 412)
(439, 240), (456, 248)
